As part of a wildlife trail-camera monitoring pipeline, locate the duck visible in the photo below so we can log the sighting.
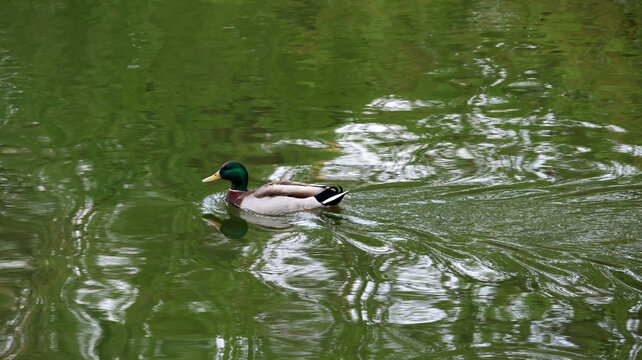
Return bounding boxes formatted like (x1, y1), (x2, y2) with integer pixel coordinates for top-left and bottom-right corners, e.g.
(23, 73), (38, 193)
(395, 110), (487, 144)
(202, 161), (348, 215)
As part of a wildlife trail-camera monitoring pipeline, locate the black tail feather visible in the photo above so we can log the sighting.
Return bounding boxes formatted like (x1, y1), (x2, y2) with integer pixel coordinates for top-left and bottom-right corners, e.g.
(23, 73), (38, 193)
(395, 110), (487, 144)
(314, 187), (347, 206)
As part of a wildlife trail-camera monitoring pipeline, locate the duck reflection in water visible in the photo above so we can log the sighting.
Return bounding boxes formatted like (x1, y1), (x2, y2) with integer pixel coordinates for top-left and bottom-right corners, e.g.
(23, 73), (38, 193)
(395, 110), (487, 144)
(202, 213), (249, 239)
(202, 202), (304, 239)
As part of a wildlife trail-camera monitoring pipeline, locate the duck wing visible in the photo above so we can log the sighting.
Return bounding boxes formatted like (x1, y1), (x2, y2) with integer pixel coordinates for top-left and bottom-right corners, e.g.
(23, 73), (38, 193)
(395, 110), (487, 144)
(252, 181), (333, 199)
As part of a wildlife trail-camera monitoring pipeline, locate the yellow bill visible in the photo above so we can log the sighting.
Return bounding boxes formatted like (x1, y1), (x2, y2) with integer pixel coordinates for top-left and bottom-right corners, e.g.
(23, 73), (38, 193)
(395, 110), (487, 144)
(202, 171), (221, 183)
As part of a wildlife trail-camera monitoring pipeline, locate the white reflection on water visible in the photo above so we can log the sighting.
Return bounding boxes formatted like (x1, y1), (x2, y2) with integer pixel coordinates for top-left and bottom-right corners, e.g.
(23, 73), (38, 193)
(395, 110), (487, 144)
(450, 260), (512, 282)
(614, 144), (642, 157)
(0, 260), (31, 269)
(251, 233), (338, 296)
(267, 165), (313, 182)
(208, 335), (261, 360)
(264, 121), (435, 183)
(263, 82), (638, 186)
(76, 278), (139, 324)
(321, 122), (434, 182)
(66, 293), (101, 360)
(388, 301), (447, 324)
(248, 232), (339, 356)
(384, 255), (454, 325)
(364, 95), (443, 112)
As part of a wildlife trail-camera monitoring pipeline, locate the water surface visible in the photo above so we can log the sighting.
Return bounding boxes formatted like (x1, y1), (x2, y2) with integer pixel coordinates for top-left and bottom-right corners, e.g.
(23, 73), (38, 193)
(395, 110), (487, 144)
(1, 0), (641, 358)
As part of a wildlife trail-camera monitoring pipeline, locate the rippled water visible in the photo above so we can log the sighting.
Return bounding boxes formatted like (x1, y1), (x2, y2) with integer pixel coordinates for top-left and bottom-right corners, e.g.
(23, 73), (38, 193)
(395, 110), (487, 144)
(1, 0), (641, 358)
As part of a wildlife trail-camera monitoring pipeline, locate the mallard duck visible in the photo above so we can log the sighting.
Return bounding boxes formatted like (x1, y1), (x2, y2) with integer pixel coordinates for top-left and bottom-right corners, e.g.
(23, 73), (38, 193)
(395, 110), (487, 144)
(202, 161), (348, 215)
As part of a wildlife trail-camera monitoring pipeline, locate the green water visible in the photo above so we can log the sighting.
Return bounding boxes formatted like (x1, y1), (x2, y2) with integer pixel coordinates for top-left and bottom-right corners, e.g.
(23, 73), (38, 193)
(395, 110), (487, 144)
(1, 0), (641, 358)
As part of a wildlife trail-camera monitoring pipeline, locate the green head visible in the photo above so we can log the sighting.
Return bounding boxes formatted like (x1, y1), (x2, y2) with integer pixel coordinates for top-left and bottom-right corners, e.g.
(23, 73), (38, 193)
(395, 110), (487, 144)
(202, 161), (249, 191)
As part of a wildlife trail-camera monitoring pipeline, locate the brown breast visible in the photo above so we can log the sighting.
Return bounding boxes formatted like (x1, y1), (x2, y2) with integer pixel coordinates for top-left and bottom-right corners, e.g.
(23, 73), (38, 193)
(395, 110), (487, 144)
(226, 190), (247, 208)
